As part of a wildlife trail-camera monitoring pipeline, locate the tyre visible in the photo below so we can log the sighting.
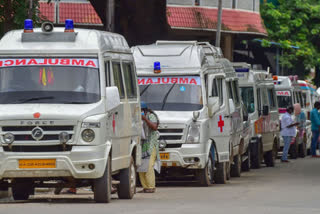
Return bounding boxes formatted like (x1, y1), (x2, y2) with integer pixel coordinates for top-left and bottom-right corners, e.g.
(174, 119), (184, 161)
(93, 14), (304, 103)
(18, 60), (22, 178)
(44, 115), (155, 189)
(198, 153), (214, 186)
(94, 156), (112, 203)
(250, 140), (261, 169)
(117, 157), (136, 199)
(289, 139), (298, 159)
(230, 154), (241, 177)
(214, 162), (228, 184)
(12, 179), (33, 201)
(241, 146), (251, 172)
(265, 142), (277, 167)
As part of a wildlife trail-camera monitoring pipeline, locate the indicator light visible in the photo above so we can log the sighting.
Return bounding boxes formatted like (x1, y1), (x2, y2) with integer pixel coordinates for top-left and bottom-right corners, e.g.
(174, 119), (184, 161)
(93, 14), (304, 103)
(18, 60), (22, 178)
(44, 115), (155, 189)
(65, 19), (74, 32)
(154, 61), (161, 73)
(24, 19), (34, 33)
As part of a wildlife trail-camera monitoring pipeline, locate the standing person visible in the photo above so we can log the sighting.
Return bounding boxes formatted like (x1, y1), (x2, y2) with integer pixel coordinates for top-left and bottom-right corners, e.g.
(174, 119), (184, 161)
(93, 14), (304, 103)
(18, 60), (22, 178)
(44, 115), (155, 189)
(280, 106), (299, 162)
(294, 103), (306, 146)
(137, 102), (160, 193)
(310, 101), (320, 157)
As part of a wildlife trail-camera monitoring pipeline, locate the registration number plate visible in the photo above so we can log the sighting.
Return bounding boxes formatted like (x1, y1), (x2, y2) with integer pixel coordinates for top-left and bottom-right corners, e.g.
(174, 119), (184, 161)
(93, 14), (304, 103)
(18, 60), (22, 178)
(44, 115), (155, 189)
(160, 153), (170, 160)
(19, 159), (56, 169)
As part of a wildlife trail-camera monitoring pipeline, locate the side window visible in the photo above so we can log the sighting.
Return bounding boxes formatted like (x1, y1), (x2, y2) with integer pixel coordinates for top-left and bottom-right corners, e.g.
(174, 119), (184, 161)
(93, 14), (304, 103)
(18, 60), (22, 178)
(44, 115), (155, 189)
(227, 81), (233, 100)
(105, 61), (111, 87)
(211, 79), (218, 97)
(232, 81), (240, 106)
(299, 92), (304, 108)
(112, 62), (125, 99)
(122, 62), (137, 99)
(217, 78), (224, 106)
(267, 89), (276, 109)
(257, 88), (262, 114)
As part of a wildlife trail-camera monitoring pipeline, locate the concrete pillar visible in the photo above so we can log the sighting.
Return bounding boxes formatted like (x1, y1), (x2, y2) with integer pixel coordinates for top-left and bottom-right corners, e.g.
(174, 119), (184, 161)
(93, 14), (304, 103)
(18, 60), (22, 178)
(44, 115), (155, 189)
(223, 34), (234, 61)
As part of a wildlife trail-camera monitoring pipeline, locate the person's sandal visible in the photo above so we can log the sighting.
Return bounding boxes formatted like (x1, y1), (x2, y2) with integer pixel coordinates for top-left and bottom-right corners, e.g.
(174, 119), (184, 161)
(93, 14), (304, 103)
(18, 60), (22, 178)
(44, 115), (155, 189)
(144, 188), (156, 193)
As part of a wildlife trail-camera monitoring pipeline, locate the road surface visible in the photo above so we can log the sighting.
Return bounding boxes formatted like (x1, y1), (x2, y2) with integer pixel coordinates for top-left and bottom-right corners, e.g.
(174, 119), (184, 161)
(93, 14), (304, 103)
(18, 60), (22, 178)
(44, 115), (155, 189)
(0, 157), (319, 214)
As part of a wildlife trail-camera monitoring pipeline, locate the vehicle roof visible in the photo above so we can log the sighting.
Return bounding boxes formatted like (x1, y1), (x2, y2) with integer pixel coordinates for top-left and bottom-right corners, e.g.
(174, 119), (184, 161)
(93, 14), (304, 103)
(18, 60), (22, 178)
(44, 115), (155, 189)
(0, 28), (130, 55)
(132, 41), (224, 76)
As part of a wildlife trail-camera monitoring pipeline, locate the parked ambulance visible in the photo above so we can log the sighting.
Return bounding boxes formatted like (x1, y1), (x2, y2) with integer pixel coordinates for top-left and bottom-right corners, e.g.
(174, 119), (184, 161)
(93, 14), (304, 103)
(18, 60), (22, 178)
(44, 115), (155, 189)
(274, 76), (310, 158)
(133, 41), (249, 185)
(0, 20), (141, 202)
(233, 63), (279, 168)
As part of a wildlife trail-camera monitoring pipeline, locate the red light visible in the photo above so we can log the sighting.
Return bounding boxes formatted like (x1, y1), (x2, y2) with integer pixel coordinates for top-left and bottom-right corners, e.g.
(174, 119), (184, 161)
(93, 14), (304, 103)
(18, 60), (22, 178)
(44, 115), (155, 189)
(33, 112), (41, 119)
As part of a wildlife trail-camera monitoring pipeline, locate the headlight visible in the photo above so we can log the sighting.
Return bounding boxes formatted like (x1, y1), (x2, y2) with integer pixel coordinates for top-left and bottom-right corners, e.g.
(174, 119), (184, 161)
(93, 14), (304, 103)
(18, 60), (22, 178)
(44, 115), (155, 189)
(159, 140), (167, 149)
(3, 133), (14, 144)
(82, 122), (100, 128)
(81, 129), (95, 142)
(186, 123), (200, 144)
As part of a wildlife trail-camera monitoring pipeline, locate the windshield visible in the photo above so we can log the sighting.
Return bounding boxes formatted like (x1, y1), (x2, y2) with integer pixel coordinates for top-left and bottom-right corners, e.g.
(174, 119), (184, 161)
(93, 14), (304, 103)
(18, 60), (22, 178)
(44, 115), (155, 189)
(277, 96), (292, 108)
(138, 76), (203, 111)
(240, 87), (255, 114)
(0, 58), (100, 104)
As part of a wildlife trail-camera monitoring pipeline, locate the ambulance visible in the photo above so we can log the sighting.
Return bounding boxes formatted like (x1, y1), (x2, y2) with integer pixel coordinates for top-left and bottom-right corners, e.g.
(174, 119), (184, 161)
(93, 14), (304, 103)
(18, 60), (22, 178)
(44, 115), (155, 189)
(233, 63), (279, 169)
(274, 76), (310, 158)
(133, 41), (249, 185)
(0, 20), (141, 202)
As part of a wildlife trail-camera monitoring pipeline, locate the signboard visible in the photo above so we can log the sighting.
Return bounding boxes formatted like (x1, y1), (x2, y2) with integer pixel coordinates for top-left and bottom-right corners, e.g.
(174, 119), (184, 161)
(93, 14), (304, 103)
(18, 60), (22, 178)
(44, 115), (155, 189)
(138, 76), (201, 85)
(276, 90), (291, 96)
(0, 58), (99, 68)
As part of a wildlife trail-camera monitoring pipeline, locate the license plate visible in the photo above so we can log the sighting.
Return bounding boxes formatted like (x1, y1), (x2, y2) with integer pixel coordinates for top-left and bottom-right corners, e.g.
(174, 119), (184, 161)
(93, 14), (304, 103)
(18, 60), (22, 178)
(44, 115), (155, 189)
(19, 159), (56, 169)
(160, 153), (170, 160)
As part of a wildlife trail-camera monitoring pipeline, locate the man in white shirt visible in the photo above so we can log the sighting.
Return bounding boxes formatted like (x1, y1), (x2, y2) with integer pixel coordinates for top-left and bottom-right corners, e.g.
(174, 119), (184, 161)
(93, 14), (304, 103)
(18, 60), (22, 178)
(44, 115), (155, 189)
(280, 106), (299, 162)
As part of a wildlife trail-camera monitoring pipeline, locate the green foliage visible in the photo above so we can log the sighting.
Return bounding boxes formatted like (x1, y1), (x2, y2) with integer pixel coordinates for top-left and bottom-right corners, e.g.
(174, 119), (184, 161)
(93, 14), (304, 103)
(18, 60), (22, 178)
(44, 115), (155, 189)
(0, 0), (44, 37)
(261, 0), (320, 74)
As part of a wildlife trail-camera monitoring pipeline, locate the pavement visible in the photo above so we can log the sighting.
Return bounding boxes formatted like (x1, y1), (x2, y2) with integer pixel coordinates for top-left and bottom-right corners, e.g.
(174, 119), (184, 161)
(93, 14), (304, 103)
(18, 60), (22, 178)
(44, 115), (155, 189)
(0, 157), (320, 214)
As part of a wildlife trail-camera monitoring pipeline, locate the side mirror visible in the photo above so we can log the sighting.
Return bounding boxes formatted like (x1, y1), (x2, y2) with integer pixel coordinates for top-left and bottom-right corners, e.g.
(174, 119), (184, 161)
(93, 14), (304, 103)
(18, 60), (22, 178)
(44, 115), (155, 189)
(208, 97), (219, 117)
(193, 111), (200, 122)
(229, 99), (235, 114)
(106, 87), (120, 111)
(262, 105), (269, 116)
(243, 114), (248, 121)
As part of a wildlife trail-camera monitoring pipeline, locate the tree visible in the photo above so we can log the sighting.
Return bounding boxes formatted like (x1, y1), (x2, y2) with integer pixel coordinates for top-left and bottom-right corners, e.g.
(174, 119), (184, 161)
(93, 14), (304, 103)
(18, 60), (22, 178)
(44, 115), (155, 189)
(0, 0), (43, 37)
(260, 0), (320, 81)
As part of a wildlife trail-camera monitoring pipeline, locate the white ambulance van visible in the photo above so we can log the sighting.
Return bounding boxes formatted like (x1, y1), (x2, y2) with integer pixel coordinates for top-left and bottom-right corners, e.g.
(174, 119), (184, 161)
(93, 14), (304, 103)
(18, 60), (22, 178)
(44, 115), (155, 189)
(274, 76), (310, 158)
(233, 63), (279, 169)
(133, 41), (249, 185)
(0, 20), (141, 202)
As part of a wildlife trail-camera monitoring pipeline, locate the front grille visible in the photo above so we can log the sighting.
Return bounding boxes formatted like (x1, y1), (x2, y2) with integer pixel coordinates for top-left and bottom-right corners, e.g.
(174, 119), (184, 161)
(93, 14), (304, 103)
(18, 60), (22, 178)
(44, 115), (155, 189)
(2, 126), (73, 132)
(14, 134), (73, 141)
(3, 145), (73, 152)
(165, 144), (182, 148)
(158, 129), (183, 133)
(159, 136), (182, 140)
(1, 125), (74, 142)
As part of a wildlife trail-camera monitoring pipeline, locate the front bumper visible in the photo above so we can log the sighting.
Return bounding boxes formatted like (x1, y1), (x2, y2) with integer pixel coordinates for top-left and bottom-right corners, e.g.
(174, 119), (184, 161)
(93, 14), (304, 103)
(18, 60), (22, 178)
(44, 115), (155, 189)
(160, 143), (207, 169)
(0, 144), (109, 180)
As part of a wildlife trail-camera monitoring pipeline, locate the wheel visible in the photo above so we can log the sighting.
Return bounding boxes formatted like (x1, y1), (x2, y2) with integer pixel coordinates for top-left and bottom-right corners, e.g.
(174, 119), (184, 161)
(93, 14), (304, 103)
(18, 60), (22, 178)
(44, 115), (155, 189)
(265, 142), (277, 167)
(299, 136), (307, 158)
(214, 162), (228, 184)
(117, 157), (136, 199)
(289, 139), (298, 159)
(230, 154), (241, 177)
(94, 156), (112, 203)
(250, 140), (261, 169)
(198, 153), (214, 186)
(12, 179), (33, 201)
(242, 146), (251, 172)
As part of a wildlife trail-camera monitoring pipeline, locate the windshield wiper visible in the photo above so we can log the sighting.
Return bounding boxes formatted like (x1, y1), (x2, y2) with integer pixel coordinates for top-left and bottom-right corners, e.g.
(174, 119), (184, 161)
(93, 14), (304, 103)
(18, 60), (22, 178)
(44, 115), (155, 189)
(161, 82), (177, 110)
(18, 96), (55, 103)
(140, 84), (151, 96)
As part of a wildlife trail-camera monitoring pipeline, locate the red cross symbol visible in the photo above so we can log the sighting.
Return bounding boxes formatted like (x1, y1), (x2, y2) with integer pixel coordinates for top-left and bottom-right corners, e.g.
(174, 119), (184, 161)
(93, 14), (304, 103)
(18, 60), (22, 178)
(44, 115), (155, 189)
(112, 114), (116, 133)
(218, 115), (224, 132)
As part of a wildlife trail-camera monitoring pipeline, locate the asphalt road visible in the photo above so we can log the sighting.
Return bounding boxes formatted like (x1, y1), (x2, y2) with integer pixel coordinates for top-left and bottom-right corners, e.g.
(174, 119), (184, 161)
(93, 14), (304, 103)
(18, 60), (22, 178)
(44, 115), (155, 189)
(1, 157), (320, 214)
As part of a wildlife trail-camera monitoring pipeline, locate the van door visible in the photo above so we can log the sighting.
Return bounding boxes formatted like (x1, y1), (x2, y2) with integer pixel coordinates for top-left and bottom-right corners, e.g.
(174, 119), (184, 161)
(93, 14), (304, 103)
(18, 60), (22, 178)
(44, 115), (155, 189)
(111, 60), (128, 170)
(230, 80), (242, 155)
(207, 75), (230, 162)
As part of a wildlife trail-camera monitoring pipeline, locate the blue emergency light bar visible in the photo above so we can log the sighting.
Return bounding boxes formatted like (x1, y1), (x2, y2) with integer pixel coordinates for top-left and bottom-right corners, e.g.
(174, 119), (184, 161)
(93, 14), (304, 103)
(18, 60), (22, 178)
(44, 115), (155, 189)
(235, 68), (249, 73)
(24, 19), (33, 32)
(65, 19), (74, 32)
(154, 61), (161, 73)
